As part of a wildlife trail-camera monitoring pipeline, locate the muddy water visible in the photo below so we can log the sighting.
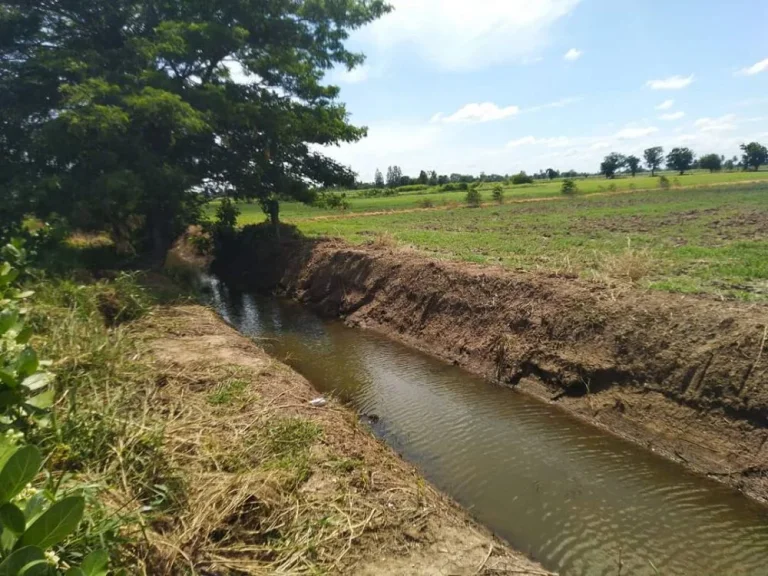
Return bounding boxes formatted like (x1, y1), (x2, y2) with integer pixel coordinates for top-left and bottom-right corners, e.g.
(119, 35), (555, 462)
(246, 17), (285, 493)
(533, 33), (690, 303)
(206, 279), (768, 576)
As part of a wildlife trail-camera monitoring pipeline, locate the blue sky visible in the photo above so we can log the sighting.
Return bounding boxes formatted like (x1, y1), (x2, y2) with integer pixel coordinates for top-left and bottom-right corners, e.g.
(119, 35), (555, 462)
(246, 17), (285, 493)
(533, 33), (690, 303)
(323, 0), (768, 181)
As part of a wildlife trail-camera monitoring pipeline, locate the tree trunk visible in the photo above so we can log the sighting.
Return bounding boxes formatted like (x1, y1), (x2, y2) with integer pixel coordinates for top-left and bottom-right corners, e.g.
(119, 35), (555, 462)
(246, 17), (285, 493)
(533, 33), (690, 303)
(269, 199), (280, 241)
(149, 206), (172, 267)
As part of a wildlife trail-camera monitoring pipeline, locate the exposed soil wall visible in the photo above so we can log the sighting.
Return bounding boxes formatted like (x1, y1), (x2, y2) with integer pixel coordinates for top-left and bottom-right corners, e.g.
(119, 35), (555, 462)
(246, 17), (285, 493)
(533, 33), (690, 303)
(217, 238), (768, 503)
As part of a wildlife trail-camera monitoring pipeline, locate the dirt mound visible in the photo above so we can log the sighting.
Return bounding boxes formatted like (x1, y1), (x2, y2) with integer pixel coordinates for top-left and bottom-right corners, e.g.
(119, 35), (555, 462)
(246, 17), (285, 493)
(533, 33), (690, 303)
(223, 239), (768, 502)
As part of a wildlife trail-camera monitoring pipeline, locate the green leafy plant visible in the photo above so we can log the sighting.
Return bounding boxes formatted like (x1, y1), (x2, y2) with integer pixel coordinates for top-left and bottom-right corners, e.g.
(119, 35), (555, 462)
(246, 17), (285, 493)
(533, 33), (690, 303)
(1, 248), (55, 434)
(492, 186), (504, 204)
(0, 439), (107, 575)
(658, 175), (671, 190)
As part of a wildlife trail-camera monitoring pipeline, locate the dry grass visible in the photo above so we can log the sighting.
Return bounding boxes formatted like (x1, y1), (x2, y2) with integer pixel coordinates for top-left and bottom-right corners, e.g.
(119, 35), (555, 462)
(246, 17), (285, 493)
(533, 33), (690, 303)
(599, 241), (655, 284)
(129, 305), (548, 575)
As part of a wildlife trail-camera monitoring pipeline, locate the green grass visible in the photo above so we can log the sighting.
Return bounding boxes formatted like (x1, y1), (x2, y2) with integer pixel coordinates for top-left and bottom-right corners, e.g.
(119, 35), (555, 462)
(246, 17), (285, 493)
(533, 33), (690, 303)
(217, 169), (768, 224)
(293, 182), (768, 300)
(207, 379), (250, 405)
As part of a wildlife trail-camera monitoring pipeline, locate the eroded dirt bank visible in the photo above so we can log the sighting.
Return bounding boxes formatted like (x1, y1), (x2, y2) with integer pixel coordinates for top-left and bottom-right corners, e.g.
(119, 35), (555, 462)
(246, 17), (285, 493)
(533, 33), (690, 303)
(216, 238), (768, 503)
(144, 298), (550, 575)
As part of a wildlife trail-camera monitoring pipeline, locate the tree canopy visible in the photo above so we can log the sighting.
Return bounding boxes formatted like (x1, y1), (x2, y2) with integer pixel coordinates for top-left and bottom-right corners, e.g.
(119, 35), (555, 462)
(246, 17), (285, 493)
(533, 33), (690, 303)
(0, 0), (390, 256)
(666, 148), (695, 175)
(625, 155), (641, 177)
(741, 142), (768, 171)
(699, 153), (722, 173)
(643, 147), (664, 176)
(600, 153), (626, 179)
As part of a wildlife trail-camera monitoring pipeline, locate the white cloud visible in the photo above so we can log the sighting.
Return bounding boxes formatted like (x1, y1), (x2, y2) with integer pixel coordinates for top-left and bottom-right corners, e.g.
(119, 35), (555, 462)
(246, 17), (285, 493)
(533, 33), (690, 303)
(507, 136), (538, 148)
(646, 75), (694, 90)
(327, 65), (371, 85)
(506, 136), (570, 148)
(659, 111), (685, 121)
(656, 99), (675, 110)
(737, 57), (768, 76)
(615, 126), (659, 139)
(364, 0), (581, 70)
(433, 102), (520, 124)
(694, 114), (738, 132)
(564, 48), (582, 61)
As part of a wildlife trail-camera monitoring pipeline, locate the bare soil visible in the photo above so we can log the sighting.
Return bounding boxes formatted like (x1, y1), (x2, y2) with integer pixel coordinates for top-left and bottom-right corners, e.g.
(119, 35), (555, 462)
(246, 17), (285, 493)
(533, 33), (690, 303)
(141, 302), (550, 574)
(232, 239), (768, 504)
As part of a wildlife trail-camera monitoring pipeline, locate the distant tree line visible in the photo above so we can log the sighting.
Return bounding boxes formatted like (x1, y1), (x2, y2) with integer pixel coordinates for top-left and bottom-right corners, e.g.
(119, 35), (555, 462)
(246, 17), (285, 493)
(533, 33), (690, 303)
(350, 140), (768, 190)
(599, 142), (768, 179)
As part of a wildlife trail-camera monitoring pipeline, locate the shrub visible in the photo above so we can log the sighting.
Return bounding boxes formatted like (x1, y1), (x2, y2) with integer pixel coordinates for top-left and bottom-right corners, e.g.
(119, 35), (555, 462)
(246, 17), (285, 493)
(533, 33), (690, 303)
(441, 182), (469, 192)
(561, 179), (579, 196)
(511, 172), (534, 185)
(491, 185), (504, 204)
(314, 192), (350, 211)
(465, 187), (482, 207)
(658, 175), (671, 190)
(418, 198), (434, 208)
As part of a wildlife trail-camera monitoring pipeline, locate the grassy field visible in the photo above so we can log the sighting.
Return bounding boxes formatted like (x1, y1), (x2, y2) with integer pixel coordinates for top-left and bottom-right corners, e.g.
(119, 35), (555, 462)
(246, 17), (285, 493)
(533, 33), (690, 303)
(293, 182), (768, 300)
(225, 169), (768, 222)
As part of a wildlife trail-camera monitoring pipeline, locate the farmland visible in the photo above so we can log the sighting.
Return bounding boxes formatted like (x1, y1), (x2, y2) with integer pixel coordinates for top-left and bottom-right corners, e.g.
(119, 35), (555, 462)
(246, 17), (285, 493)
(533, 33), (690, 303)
(226, 169), (768, 222)
(275, 181), (768, 301)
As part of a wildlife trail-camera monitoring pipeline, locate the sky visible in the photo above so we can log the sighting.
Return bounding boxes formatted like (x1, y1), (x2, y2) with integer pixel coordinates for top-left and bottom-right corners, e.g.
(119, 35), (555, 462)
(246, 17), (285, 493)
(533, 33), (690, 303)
(321, 0), (768, 181)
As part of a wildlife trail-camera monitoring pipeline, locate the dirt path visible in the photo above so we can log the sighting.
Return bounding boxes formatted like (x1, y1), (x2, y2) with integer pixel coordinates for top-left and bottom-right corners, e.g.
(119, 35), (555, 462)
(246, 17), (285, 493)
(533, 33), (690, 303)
(141, 302), (551, 575)
(288, 179), (768, 223)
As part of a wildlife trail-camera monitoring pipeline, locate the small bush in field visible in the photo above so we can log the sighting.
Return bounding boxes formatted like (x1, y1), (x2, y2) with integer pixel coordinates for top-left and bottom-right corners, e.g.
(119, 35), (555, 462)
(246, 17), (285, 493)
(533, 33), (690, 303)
(561, 179), (579, 196)
(465, 187), (482, 207)
(492, 185), (504, 204)
(658, 175), (671, 190)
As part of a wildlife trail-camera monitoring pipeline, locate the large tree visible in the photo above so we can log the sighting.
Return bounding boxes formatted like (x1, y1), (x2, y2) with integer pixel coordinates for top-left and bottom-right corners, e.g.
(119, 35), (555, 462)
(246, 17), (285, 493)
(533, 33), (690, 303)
(643, 146), (664, 176)
(0, 0), (389, 258)
(600, 153), (626, 179)
(625, 155), (641, 177)
(374, 169), (385, 188)
(741, 142), (768, 171)
(666, 147), (695, 175)
(699, 153), (722, 173)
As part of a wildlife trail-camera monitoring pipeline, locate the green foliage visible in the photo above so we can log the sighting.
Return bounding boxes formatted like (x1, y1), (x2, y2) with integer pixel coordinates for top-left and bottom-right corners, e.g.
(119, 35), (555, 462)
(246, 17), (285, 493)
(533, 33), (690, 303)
(492, 186), (505, 204)
(699, 154), (723, 173)
(441, 182), (469, 192)
(658, 175), (671, 190)
(600, 153), (626, 179)
(740, 142), (768, 171)
(666, 147), (695, 175)
(561, 179), (579, 196)
(625, 155), (641, 176)
(358, 188), (398, 198)
(0, 243), (111, 573)
(644, 147), (664, 176)
(465, 188), (482, 208)
(314, 192), (350, 211)
(511, 172), (534, 185)
(0, 0), (391, 257)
